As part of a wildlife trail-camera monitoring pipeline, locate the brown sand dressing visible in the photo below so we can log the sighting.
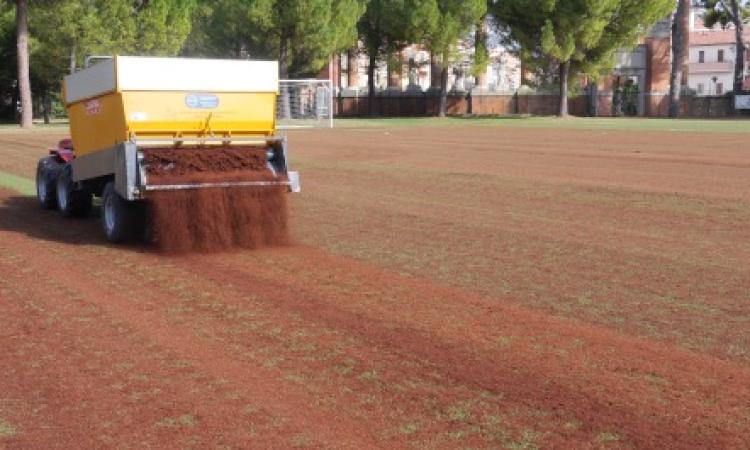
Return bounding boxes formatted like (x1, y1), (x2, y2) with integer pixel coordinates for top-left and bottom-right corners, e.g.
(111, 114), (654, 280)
(142, 147), (289, 253)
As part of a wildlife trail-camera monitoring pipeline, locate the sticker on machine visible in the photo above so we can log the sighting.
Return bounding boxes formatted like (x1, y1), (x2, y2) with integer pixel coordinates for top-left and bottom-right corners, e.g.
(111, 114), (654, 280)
(130, 112), (148, 121)
(85, 99), (101, 115)
(185, 93), (219, 109)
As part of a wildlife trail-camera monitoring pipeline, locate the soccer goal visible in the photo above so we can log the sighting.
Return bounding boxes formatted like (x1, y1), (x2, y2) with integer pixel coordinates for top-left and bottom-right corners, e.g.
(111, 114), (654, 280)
(276, 79), (334, 129)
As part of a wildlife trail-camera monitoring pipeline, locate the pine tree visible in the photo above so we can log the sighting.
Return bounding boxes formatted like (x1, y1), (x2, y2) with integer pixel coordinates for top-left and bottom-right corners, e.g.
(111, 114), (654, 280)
(472, 12), (489, 88)
(357, 0), (436, 115)
(669, 0), (691, 117)
(183, 0), (268, 58)
(129, 0), (197, 55)
(247, 0), (365, 78)
(493, 0), (674, 117)
(422, 0), (486, 117)
(0, 3), (17, 121)
(24, 0), (197, 123)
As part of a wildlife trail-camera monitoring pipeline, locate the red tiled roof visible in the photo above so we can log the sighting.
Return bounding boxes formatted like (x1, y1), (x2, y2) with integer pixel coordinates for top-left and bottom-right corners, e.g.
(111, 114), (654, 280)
(690, 29), (750, 46)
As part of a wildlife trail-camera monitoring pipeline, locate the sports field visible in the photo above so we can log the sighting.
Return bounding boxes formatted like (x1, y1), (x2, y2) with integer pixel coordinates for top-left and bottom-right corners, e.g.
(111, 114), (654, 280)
(1, 118), (749, 448)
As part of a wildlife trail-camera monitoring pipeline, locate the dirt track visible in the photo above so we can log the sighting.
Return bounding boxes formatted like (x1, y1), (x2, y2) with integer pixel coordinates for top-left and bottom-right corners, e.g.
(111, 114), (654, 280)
(1, 124), (750, 448)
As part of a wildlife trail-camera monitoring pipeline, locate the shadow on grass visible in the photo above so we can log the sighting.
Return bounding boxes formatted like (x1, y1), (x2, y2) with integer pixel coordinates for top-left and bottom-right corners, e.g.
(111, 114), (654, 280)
(0, 195), (150, 252)
(0, 195), (289, 255)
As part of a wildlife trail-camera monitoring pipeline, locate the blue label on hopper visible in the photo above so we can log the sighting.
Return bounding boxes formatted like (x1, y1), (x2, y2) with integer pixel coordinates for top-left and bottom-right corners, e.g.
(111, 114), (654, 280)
(185, 94), (219, 109)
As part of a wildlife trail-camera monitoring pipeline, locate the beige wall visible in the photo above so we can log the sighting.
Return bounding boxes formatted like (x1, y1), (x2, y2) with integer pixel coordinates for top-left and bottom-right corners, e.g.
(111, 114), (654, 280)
(689, 44), (737, 95)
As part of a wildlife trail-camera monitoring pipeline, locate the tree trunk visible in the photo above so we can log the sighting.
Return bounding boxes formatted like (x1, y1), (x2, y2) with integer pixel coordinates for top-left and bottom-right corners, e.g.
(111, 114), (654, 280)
(520, 60), (530, 86)
(558, 61), (569, 117)
(331, 53), (340, 91)
(11, 85), (19, 123)
(680, 0), (690, 87)
(279, 35), (291, 120)
(347, 48), (358, 88)
(42, 89), (51, 124)
(439, 66), (448, 118)
(669, 0), (688, 118)
(16, 0), (32, 128)
(33, 93), (40, 118)
(70, 45), (77, 74)
(430, 54), (441, 89)
(278, 34), (289, 79)
(588, 82), (598, 117)
(368, 52), (377, 116)
(474, 14), (488, 89)
(387, 50), (402, 89)
(730, 0), (745, 96)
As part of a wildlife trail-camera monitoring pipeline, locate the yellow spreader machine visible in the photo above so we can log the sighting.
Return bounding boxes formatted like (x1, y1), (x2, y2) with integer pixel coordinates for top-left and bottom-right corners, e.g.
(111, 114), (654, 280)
(35, 56), (300, 243)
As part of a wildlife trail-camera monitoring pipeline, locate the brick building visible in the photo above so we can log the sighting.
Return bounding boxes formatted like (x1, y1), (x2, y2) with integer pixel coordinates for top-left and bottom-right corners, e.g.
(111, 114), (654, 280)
(587, 19), (673, 117)
(323, 8), (745, 117)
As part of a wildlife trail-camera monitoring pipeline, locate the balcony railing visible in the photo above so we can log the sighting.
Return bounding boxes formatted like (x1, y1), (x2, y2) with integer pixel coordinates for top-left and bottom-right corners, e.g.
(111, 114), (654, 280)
(689, 61), (735, 73)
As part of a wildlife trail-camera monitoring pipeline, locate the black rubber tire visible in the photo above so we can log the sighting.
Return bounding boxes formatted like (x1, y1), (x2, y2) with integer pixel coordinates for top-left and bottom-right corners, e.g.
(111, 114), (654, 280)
(36, 157), (59, 209)
(101, 182), (138, 243)
(56, 165), (93, 218)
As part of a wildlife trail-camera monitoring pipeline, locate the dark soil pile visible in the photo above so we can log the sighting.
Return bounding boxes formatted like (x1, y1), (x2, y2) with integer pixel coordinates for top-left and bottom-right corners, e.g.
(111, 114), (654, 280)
(142, 147), (289, 253)
(142, 147), (274, 185)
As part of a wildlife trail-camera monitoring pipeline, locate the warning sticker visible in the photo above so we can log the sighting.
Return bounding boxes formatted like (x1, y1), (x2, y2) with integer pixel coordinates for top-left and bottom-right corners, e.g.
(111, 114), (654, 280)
(85, 99), (101, 115)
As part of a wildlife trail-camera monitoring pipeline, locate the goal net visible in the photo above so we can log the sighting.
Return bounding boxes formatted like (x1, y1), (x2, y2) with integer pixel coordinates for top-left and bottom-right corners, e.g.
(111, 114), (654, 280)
(276, 79), (333, 129)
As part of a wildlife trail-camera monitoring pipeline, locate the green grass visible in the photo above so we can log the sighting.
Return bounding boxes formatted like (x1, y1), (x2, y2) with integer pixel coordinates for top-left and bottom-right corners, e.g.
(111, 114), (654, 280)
(596, 431), (623, 443)
(0, 170), (36, 196)
(398, 422), (418, 435)
(154, 414), (198, 428)
(335, 116), (750, 133)
(0, 120), (69, 131)
(3, 115), (748, 133)
(0, 418), (16, 438)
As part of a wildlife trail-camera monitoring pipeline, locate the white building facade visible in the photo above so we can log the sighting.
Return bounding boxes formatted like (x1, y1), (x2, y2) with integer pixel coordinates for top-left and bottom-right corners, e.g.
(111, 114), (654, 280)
(688, 10), (749, 96)
(689, 34), (741, 95)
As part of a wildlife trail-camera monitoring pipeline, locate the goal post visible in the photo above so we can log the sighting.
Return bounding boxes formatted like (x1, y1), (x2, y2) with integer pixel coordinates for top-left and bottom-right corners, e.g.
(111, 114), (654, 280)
(276, 79), (334, 129)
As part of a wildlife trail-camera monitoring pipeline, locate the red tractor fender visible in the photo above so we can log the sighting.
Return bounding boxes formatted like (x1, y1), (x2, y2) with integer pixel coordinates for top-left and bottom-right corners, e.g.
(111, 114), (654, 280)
(49, 138), (74, 163)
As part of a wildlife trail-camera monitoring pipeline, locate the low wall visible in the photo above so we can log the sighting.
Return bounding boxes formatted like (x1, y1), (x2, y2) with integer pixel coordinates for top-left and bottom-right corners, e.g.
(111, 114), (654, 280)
(335, 91), (587, 117)
(682, 95), (734, 117)
(591, 92), (734, 118)
(336, 93), (466, 116)
(334, 90), (738, 118)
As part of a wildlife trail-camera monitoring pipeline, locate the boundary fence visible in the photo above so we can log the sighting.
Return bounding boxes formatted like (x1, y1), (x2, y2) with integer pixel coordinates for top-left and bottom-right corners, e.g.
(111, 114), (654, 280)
(332, 89), (741, 118)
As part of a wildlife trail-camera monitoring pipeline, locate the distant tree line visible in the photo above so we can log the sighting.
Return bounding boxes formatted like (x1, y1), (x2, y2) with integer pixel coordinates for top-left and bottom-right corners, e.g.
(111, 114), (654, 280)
(2, 0), (196, 126)
(5, 0), (703, 126)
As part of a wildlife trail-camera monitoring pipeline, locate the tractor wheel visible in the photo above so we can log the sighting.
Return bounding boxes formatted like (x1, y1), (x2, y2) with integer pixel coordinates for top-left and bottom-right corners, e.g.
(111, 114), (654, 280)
(56, 165), (92, 218)
(101, 182), (139, 243)
(36, 157), (59, 209)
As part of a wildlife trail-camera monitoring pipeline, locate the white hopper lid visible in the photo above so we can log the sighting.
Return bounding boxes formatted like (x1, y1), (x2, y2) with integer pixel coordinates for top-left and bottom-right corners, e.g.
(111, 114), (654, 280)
(64, 56), (280, 104)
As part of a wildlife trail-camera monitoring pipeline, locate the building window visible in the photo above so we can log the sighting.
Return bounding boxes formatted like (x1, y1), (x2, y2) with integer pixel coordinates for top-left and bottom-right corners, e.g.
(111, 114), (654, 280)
(718, 49), (724, 62)
(716, 82), (723, 95)
(697, 83), (704, 94)
(340, 53), (348, 71)
(699, 50), (705, 63)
